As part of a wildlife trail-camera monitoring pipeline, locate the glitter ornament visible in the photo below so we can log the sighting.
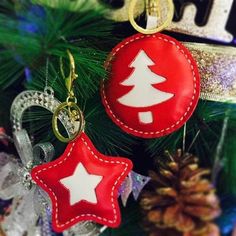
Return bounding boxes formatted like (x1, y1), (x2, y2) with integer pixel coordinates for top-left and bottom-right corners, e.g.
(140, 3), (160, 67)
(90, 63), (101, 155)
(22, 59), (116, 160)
(102, 33), (200, 138)
(183, 42), (236, 104)
(0, 130), (54, 236)
(119, 171), (150, 206)
(10, 87), (79, 139)
(168, 0), (233, 43)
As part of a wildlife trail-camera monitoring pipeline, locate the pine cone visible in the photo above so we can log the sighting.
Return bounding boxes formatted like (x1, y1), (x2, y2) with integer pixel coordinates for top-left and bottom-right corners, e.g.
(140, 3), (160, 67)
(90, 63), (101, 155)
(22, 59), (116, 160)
(0, 225), (5, 236)
(140, 149), (221, 236)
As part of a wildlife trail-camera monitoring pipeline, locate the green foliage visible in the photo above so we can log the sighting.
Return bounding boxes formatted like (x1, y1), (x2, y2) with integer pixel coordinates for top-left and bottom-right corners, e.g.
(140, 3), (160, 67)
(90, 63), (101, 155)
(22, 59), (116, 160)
(144, 100), (236, 197)
(0, 89), (18, 129)
(25, 68), (137, 156)
(1, 1), (236, 235)
(0, 0), (138, 155)
(218, 117), (236, 196)
(144, 100), (234, 158)
(101, 200), (145, 236)
(0, 0), (115, 98)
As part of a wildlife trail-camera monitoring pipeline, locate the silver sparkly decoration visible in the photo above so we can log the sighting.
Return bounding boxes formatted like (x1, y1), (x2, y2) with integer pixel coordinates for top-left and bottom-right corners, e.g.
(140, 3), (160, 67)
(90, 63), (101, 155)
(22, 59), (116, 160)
(10, 87), (77, 137)
(99, 0), (234, 43)
(167, 0), (233, 42)
(3, 196), (39, 236)
(183, 42), (236, 103)
(40, 206), (53, 236)
(0, 129), (54, 236)
(119, 171), (151, 207)
(63, 221), (101, 236)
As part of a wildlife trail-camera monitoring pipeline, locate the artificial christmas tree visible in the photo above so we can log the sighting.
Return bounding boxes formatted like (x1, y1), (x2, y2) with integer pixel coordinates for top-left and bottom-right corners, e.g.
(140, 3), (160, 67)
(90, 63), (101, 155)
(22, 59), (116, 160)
(0, 0), (236, 235)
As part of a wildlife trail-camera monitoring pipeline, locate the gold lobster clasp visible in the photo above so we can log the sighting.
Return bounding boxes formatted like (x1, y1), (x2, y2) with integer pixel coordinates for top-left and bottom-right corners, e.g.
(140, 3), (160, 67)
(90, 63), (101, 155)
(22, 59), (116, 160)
(60, 50), (78, 98)
(53, 50), (84, 143)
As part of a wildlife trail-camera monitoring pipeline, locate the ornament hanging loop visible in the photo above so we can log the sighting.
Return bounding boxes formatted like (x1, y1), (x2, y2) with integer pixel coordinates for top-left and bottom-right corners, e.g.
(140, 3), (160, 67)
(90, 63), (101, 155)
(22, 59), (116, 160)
(128, 0), (174, 34)
(53, 50), (85, 143)
(52, 102), (84, 143)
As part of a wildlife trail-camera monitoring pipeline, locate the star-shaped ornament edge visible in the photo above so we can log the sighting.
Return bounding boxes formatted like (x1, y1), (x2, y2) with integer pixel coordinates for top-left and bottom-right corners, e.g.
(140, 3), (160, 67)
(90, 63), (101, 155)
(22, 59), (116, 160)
(31, 132), (133, 232)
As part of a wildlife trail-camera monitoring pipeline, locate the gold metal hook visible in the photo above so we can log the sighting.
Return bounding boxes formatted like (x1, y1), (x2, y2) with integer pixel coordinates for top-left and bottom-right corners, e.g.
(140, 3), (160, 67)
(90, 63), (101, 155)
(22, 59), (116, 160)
(60, 50), (78, 97)
(129, 0), (174, 34)
(52, 101), (84, 143)
(53, 50), (84, 143)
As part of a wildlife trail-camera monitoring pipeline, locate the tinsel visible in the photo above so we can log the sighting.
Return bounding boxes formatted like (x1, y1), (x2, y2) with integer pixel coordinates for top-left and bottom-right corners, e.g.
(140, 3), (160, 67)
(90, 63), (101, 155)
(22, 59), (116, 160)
(0, 130), (54, 236)
(184, 43), (236, 104)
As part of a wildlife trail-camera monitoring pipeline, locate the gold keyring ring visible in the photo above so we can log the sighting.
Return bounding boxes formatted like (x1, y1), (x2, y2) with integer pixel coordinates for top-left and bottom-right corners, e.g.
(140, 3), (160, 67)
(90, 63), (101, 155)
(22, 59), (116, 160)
(128, 0), (174, 34)
(66, 96), (77, 104)
(52, 102), (84, 143)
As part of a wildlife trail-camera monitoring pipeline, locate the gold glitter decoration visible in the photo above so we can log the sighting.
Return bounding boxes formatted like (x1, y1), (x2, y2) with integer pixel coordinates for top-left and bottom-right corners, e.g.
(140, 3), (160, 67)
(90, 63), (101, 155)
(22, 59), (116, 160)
(106, 0), (167, 23)
(183, 42), (236, 103)
(168, 0), (233, 43)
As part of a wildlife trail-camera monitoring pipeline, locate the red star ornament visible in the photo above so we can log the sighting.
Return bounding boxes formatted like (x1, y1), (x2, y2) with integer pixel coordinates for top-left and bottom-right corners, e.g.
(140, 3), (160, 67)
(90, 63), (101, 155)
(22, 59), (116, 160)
(101, 33), (200, 138)
(31, 132), (133, 232)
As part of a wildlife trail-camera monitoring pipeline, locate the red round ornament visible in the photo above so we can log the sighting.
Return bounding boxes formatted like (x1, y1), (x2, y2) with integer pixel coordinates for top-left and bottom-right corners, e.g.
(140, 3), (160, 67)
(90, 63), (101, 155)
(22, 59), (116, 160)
(101, 33), (200, 138)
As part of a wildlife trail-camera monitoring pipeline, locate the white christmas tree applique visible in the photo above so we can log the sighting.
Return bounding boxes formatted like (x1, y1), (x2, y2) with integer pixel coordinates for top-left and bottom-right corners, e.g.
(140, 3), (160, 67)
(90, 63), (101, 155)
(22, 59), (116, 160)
(117, 50), (174, 124)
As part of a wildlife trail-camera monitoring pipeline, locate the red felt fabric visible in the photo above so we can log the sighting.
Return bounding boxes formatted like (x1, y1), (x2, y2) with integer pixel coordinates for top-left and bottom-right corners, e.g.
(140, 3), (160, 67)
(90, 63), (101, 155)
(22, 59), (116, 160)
(101, 33), (200, 138)
(31, 133), (133, 232)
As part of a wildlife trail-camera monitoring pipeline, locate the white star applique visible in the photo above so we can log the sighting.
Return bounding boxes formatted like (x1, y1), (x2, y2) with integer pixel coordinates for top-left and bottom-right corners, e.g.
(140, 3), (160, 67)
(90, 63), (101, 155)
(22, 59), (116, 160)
(60, 163), (103, 205)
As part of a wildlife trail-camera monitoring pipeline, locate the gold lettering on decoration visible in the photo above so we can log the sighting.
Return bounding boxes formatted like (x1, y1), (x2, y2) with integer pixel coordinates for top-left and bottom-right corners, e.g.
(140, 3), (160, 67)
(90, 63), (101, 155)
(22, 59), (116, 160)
(167, 0), (233, 42)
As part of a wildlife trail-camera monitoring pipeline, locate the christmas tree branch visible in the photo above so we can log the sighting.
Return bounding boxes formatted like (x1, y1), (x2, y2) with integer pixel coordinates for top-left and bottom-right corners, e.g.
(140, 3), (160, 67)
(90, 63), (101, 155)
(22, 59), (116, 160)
(0, 0), (115, 98)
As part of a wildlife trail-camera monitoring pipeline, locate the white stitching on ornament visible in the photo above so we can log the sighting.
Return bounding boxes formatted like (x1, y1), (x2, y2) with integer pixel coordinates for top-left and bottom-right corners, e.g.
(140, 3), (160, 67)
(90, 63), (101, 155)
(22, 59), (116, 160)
(34, 137), (128, 228)
(102, 34), (198, 135)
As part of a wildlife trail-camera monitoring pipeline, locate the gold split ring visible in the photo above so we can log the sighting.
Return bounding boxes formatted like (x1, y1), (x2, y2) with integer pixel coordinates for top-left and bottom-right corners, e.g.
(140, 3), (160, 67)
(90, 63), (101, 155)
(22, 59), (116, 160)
(52, 102), (84, 143)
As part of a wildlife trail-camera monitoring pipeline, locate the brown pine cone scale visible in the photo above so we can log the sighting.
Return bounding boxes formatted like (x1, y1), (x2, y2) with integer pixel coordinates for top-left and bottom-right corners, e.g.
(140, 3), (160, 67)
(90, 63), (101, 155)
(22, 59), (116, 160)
(140, 150), (221, 236)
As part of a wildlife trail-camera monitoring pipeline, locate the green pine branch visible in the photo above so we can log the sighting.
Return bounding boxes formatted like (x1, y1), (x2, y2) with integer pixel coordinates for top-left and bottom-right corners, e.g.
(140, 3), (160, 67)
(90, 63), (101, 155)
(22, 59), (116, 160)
(101, 200), (145, 236)
(0, 0), (116, 99)
(25, 66), (138, 156)
(144, 100), (234, 157)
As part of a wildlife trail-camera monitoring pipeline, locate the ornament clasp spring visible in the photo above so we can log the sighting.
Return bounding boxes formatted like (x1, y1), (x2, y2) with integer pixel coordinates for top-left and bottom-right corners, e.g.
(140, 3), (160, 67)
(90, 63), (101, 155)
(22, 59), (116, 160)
(52, 50), (85, 143)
